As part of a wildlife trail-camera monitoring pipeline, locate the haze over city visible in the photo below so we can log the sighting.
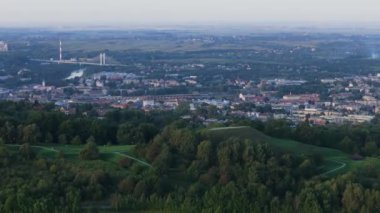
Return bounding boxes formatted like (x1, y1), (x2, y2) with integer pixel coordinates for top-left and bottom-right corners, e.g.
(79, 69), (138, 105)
(1, 0), (380, 26)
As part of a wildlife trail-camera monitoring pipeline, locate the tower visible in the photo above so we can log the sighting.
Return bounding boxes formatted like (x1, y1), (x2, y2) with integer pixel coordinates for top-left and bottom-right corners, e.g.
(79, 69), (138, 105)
(59, 40), (62, 61)
(99, 53), (106, 65)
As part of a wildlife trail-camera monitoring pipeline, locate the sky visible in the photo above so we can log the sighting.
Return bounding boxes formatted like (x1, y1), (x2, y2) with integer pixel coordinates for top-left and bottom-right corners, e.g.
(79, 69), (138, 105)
(1, 0), (380, 26)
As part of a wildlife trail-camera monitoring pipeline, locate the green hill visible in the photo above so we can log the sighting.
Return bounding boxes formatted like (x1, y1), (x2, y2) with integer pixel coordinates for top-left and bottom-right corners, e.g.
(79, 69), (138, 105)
(208, 126), (270, 142)
(208, 126), (380, 177)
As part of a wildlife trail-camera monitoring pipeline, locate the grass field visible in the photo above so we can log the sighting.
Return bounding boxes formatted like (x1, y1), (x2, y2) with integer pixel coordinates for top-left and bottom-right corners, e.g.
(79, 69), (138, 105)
(6, 144), (151, 168)
(209, 126), (380, 177)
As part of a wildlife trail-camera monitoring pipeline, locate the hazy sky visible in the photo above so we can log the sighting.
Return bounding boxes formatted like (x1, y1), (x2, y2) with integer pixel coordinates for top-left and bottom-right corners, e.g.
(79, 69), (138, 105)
(1, 0), (379, 26)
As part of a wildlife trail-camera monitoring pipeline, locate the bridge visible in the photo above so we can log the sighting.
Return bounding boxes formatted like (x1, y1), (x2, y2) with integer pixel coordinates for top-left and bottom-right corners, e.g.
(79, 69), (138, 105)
(32, 40), (127, 67)
(31, 58), (127, 67)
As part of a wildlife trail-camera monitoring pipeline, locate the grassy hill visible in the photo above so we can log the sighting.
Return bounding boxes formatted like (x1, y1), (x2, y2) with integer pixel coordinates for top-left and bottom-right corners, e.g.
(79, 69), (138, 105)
(7, 126), (380, 177)
(7, 144), (151, 172)
(208, 126), (380, 177)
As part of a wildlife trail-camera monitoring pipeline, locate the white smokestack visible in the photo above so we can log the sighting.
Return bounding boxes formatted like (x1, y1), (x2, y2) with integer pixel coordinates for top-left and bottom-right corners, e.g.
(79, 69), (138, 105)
(59, 40), (62, 61)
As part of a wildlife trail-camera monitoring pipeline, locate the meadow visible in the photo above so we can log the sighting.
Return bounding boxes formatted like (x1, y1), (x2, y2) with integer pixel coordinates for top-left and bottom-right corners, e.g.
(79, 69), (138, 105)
(7, 143), (151, 170)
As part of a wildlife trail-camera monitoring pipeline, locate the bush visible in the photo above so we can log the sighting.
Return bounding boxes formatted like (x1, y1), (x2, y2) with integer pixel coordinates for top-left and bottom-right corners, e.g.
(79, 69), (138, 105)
(19, 143), (36, 160)
(79, 141), (100, 160)
(118, 157), (133, 168)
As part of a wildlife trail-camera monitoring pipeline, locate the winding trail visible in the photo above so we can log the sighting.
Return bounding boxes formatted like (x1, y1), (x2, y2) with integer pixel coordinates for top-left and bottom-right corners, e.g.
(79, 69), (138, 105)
(113, 152), (152, 167)
(321, 159), (347, 175)
(7, 144), (59, 153)
(6, 144), (151, 167)
(209, 126), (248, 131)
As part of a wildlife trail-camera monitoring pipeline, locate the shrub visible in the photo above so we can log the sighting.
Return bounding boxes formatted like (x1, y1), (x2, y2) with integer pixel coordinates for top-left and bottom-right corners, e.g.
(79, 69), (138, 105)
(79, 141), (100, 160)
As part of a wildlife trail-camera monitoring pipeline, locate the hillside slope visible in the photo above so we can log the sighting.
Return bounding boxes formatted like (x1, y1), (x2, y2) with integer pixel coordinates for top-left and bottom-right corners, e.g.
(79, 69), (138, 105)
(208, 126), (380, 176)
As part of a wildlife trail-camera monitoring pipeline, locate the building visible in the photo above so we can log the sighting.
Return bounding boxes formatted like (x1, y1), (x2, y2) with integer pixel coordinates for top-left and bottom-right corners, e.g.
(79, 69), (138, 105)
(33, 80), (55, 92)
(283, 93), (320, 103)
(143, 100), (155, 108)
(0, 41), (8, 52)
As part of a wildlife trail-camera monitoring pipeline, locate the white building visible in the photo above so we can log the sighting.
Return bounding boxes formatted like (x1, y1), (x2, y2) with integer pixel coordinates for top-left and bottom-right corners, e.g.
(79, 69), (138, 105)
(143, 100), (155, 108)
(0, 41), (8, 52)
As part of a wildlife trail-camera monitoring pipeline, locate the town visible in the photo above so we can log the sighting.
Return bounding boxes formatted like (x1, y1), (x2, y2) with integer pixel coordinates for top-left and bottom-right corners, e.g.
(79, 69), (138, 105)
(1, 63), (379, 125)
(1, 31), (380, 126)
(2, 0), (380, 211)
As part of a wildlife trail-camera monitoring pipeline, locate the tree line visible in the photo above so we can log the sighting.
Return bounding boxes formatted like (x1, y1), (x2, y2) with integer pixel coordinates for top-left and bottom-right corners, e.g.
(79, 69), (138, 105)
(0, 101), (379, 212)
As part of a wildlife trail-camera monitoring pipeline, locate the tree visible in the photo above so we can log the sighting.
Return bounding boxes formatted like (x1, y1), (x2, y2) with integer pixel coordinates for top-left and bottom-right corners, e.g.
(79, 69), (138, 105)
(44, 132), (54, 144)
(90, 121), (108, 145)
(71, 135), (82, 145)
(299, 192), (322, 213)
(299, 159), (314, 177)
(118, 157), (132, 168)
(133, 180), (148, 197)
(58, 134), (68, 144)
(138, 123), (159, 144)
(363, 141), (378, 156)
(86, 135), (96, 144)
(118, 178), (135, 194)
(117, 123), (157, 146)
(145, 136), (163, 162)
(79, 140), (100, 160)
(340, 136), (356, 154)
(2, 121), (16, 144)
(19, 143), (35, 160)
(0, 138), (8, 158)
(197, 140), (212, 163)
(4, 195), (17, 212)
(169, 129), (196, 158)
(110, 193), (123, 211)
(117, 123), (144, 145)
(21, 124), (41, 144)
(264, 119), (292, 138)
(342, 183), (365, 213)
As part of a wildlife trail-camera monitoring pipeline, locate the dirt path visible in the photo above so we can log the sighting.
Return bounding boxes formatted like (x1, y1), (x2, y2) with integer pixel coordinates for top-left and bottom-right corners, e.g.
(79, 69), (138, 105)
(113, 152), (152, 167)
(209, 126), (248, 131)
(7, 144), (59, 153)
(322, 159), (347, 175)
(7, 144), (151, 167)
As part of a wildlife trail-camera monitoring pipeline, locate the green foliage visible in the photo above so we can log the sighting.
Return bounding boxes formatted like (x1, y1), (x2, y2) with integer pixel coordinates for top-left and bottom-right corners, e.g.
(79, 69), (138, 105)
(71, 135), (82, 145)
(0, 138), (8, 158)
(21, 124), (41, 144)
(117, 123), (158, 145)
(44, 132), (53, 144)
(0, 101), (379, 212)
(19, 143), (35, 160)
(340, 136), (356, 154)
(79, 140), (100, 160)
(58, 134), (68, 144)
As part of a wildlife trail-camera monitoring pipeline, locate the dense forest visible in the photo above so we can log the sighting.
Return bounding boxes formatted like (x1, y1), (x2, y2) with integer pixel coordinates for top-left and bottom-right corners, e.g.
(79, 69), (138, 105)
(0, 101), (379, 212)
